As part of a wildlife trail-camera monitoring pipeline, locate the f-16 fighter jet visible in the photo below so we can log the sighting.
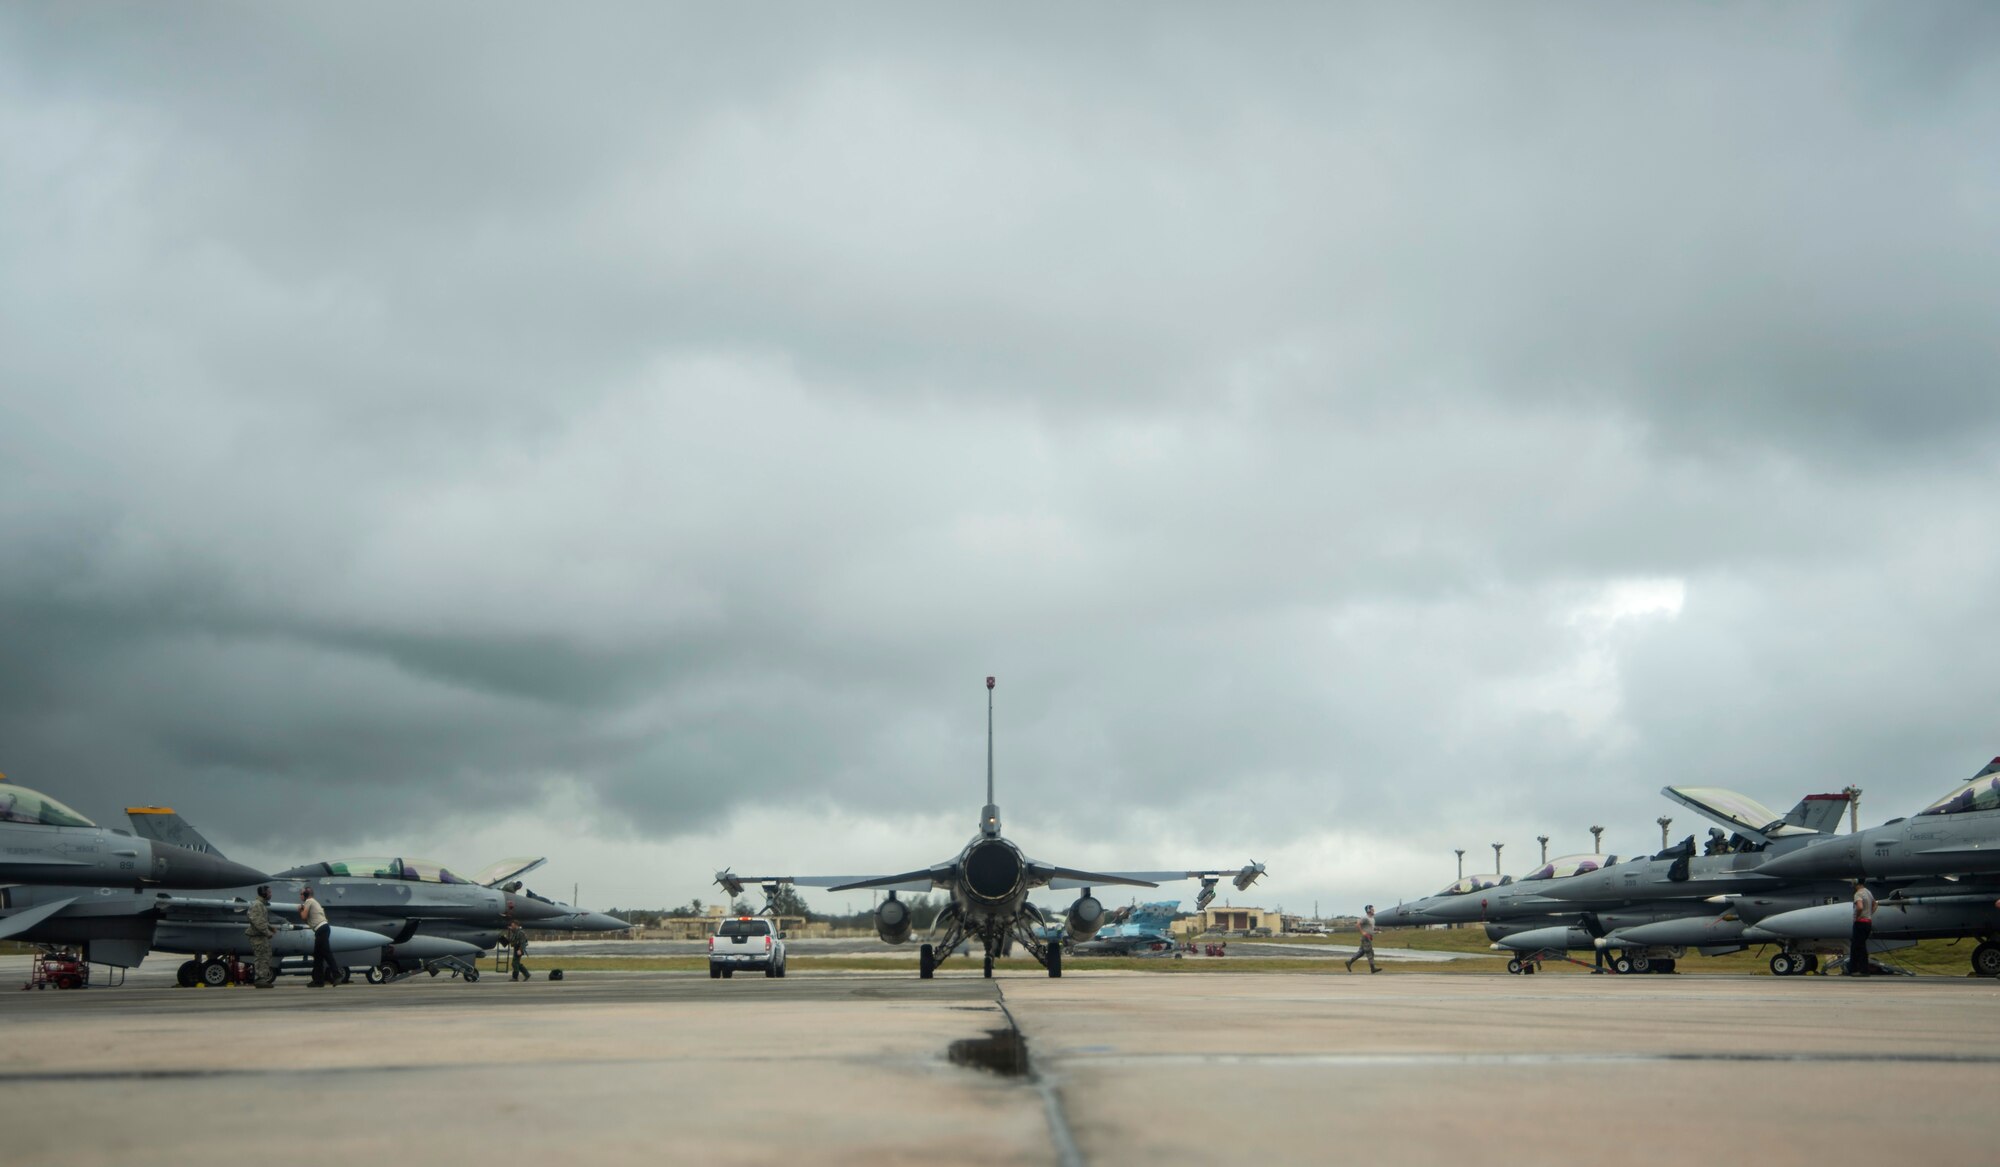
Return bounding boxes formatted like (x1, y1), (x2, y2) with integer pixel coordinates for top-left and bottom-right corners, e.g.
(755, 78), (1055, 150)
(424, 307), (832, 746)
(1754, 759), (2000, 882)
(119, 811), (623, 979)
(0, 779), (267, 893)
(716, 677), (1266, 979)
(0, 881), (483, 983)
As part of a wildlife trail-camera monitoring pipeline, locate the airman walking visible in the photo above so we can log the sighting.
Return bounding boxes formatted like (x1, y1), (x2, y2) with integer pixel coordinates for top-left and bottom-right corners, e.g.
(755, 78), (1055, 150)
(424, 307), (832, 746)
(505, 918), (530, 981)
(1347, 905), (1380, 973)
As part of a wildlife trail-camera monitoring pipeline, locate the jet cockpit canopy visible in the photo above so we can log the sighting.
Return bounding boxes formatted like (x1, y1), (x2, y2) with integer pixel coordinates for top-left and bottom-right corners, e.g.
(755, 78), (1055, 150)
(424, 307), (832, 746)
(1437, 874), (1510, 895)
(0, 784), (95, 828)
(1916, 763), (2000, 818)
(281, 856), (471, 884)
(1520, 854), (1616, 882)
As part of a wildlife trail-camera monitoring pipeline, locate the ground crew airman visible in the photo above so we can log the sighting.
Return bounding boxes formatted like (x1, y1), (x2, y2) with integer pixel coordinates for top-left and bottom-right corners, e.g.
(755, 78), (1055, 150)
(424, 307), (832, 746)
(1847, 881), (1876, 977)
(504, 919), (530, 981)
(301, 885), (335, 986)
(245, 885), (277, 987)
(1347, 905), (1380, 973)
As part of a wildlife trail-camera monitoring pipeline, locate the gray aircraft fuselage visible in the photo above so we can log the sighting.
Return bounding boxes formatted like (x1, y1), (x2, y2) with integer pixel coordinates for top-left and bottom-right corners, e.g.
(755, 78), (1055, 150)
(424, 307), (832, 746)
(0, 792), (267, 890)
(1755, 762), (2000, 882)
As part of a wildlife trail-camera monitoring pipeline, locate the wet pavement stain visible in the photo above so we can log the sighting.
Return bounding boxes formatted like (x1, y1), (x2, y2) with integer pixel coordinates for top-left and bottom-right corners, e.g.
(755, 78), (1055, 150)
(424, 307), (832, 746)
(948, 1027), (1030, 1076)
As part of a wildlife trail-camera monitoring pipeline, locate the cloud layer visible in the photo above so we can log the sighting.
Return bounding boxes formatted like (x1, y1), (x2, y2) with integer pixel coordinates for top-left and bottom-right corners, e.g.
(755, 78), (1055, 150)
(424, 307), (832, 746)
(3, 4), (1996, 909)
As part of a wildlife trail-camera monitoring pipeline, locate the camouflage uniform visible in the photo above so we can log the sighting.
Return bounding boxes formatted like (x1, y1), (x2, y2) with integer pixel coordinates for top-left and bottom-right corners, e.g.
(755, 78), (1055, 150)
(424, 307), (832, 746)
(1346, 910), (1380, 973)
(245, 895), (276, 986)
(505, 922), (529, 981)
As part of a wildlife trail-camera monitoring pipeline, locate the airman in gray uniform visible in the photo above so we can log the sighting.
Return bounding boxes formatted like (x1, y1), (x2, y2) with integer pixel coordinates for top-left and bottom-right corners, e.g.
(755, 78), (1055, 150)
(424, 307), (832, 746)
(1347, 905), (1380, 973)
(245, 885), (277, 987)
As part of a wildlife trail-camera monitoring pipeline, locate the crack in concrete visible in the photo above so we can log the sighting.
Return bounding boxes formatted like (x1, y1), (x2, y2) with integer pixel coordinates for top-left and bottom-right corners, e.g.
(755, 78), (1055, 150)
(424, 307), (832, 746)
(994, 985), (1084, 1167)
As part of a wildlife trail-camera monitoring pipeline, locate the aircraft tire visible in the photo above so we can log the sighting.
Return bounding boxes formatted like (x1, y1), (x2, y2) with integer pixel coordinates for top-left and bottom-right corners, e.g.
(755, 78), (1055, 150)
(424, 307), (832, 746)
(464, 967), (480, 983)
(199, 959), (230, 988)
(364, 966), (383, 984)
(1802, 955), (1818, 974)
(919, 943), (935, 980)
(1972, 942), (2000, 978)
(1612, 955), (1632, 975)
(983, 954), (994, 978)
(1630, 954), (1650, 973)
(1047, 944), (1062, 978)
(1768, 953), (1793, 976)
(1506, 958), (1522, 974)
(1652, 958), (1676, 974)
(176, 960), (200, 988)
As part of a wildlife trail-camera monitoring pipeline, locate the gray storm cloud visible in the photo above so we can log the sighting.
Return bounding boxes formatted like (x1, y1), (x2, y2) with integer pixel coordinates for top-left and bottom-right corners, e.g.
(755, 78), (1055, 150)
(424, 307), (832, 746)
(1, 4), (1996, 907)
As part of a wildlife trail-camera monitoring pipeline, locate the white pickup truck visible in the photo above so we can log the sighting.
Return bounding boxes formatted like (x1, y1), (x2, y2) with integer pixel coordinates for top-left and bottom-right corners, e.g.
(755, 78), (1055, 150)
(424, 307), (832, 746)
(708, 916), (787, 978)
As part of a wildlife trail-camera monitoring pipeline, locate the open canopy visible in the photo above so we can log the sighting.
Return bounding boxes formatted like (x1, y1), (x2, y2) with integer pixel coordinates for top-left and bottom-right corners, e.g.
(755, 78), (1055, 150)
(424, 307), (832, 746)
(0, 784), (95, 828)
(1660, 785), (1816, 843)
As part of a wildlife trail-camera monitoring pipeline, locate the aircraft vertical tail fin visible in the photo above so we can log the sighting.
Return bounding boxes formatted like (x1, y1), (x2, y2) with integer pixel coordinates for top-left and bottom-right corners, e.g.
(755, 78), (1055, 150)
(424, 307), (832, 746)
(125, 807), (228, 859)
(1783, 793), (1852, 835)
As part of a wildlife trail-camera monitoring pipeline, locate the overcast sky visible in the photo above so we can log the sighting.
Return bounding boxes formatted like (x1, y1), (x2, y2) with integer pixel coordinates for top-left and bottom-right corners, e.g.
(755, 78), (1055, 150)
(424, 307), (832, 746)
(3, 4), (1997, 916)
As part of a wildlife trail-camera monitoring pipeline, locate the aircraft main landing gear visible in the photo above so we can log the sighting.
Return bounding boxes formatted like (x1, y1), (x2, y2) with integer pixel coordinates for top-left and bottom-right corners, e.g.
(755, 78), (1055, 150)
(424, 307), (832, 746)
(920, 943), (936, 980)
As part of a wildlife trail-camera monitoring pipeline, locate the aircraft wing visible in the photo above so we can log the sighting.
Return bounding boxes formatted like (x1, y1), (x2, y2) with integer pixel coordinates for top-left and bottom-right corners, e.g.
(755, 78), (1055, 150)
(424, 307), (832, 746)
(0, 897), (78, 941)
(1033, 865), (1166, 890)
(714, 867), (948, 897)
(1035, 863), (1268, 892)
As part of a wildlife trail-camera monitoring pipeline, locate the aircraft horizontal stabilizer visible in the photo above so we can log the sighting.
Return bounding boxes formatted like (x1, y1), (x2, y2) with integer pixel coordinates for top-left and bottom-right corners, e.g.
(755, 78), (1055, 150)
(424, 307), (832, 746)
(0, 897), (77, 941)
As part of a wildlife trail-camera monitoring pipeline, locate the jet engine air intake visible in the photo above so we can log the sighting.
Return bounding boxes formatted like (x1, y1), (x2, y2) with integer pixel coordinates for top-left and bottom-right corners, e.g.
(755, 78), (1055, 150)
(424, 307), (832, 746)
(1066, 894), (1106, 941)
(875, 894), (913, 945)
(963, 840), (1024, 902)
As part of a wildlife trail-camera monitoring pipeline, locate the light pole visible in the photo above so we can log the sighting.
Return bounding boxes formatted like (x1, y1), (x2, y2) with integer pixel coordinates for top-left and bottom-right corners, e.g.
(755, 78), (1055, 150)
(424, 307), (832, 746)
(1590, 825), (1604, 854)
(1454, 849), (1466, 880)
(1492, 842), (1504, 875)
(1843, 785), (1863, 833)
(1536, 835), (1550, 864)
(1658, 816), (1672, 849)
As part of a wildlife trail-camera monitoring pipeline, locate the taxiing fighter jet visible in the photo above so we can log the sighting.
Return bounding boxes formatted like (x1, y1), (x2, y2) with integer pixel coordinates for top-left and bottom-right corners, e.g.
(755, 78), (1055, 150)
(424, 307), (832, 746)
(0, 780), (266, 892)
(716, 677), (1265, 978)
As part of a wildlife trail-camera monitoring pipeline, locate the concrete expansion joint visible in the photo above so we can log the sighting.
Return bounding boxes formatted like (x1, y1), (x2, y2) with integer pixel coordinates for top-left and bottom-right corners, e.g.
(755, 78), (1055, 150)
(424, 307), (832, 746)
(993, 987), (1084, 1167)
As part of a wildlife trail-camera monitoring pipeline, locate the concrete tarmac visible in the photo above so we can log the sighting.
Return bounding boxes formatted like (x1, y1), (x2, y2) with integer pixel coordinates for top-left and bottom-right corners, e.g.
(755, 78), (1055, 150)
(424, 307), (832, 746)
(6, 960), (1998, 1166)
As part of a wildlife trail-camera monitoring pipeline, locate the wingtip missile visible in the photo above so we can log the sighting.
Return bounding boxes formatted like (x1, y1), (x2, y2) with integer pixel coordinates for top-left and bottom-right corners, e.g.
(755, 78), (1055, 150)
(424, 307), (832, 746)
(1233, 861), (1266, 891)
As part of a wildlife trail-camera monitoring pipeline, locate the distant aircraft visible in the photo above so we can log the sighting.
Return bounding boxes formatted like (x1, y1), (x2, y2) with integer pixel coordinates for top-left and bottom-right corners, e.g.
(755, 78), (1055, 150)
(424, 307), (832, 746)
(1068, 901), (1182, 957)
(716, 677), (1265, 978)
(0, 779), (266, 893)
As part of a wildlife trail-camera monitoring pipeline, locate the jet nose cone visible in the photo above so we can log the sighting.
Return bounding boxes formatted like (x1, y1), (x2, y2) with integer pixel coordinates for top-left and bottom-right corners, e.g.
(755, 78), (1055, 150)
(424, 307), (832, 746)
(505, 895), (568, 922)
(1754, 839), (1855, 881)
(575, 911), (628, 933)
(149, 841), (269, 889)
